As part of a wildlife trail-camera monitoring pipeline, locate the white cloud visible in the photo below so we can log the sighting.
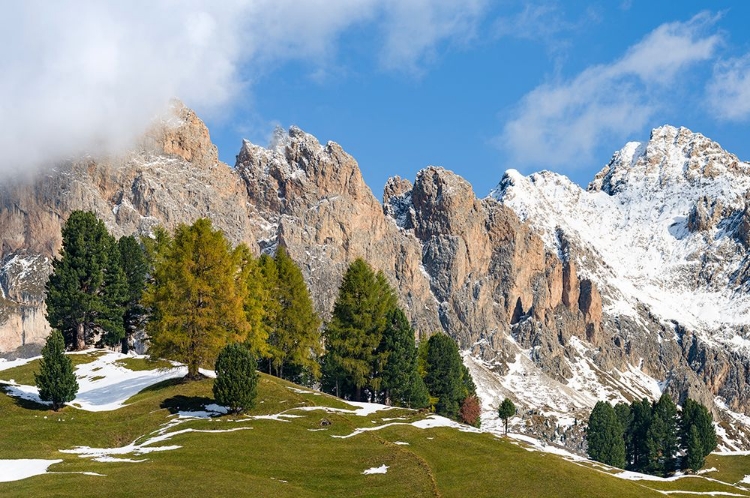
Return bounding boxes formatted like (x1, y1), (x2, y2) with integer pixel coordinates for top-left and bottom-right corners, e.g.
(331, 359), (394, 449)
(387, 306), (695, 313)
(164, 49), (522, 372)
(707, 54), (750, 121)
(0, 0), (483, 175)
(378, 0), (488, 75)
(497, 13), (721, 171)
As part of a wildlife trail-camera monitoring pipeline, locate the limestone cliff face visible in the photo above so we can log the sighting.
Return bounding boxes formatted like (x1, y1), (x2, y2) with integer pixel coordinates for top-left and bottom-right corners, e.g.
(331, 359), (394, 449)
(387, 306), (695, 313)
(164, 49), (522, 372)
(3, 108), (750, 449)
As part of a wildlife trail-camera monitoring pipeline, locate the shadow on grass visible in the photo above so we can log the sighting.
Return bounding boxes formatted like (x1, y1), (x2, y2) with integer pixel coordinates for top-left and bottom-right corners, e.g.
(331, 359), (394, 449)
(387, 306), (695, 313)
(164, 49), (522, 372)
(160, 394), (214, 414)
(1, 386), (50, 411)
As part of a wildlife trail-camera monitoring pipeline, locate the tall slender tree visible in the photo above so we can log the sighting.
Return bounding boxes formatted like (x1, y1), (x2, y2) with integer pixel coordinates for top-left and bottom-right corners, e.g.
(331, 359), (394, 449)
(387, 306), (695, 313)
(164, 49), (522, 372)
(322, 259), (397, 401)
(646, 394), (678, 476)
(45, 210), (125, 350)
(680, 398), (717, 472)
(143, 218), (250, 379)
(378, 308), (428, 408)
(265, 247), (321, 384)
(35, 330), (79, 411)
(587, 401), (626, 468)
(117, 235), (148, 353)
(424, 333), (473, 419)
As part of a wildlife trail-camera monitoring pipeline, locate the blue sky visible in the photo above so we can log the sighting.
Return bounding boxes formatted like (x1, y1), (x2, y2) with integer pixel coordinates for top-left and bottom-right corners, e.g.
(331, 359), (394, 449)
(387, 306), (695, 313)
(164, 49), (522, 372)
(3, 2), (750, 198)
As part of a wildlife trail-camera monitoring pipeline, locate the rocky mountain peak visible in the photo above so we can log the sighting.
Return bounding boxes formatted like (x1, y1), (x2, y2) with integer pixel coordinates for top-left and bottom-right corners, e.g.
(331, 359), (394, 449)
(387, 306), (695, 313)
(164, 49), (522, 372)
(589, 124), (749, 197)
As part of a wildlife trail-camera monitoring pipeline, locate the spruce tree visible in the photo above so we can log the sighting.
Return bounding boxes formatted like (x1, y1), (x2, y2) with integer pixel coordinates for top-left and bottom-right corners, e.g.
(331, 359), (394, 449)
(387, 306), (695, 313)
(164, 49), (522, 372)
(143, 219), (251, 379)
(614, 402), (633, 467)
(213, 343), (259, 414)
(379, 308), (428, 408)
(587, 401), (626, 468)
(45, 210), (125, 350)
(498, 398), (516, 435)
(322, 259), (397, 401)
(117, 235), (148, 353)
(35, 330), (79, 411)
(424, 333), (469, 419)
(684, 425), (705, 472)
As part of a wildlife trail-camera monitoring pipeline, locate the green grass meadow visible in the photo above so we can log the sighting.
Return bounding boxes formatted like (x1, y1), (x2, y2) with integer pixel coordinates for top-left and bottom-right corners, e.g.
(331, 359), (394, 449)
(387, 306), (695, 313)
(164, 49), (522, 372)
(0, 356), (749, 497)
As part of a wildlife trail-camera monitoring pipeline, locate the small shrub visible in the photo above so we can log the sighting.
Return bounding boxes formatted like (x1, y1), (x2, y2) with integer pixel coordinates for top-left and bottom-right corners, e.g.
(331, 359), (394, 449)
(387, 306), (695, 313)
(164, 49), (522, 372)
(460, 395), (481, 427)
(213, 343), (259, 414)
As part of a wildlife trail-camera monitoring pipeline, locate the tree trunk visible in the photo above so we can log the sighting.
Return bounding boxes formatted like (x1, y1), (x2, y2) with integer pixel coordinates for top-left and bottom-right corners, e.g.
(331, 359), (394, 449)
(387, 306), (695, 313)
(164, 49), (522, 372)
(76, 323), (86, 351)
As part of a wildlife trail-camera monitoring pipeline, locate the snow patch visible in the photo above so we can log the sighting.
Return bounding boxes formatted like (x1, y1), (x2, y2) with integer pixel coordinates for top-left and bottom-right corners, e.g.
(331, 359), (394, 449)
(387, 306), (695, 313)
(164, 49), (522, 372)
(362, 464), (388, 475)
(0, 459), (62, 482)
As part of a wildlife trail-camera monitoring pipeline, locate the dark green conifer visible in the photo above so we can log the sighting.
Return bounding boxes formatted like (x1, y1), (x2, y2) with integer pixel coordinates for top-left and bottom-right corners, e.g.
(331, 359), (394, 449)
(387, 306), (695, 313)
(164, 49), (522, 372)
(424, 333), (468, 418)
(587, 401), (626, 468)
(498, 398), (516, 435)
(213, 343), (259, 414)
(45, 211), (125, 350)
(35, 330), (79, 411)
(379, 308), (428, 408)
(117, 235), (148, 353)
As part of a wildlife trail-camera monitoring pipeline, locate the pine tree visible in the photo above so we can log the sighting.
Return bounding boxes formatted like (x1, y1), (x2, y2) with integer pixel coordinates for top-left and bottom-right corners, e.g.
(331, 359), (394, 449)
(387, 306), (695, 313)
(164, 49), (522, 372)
(614, 402), (633, 467)
(213, 343), (259, 414)
(322, 259), (397, 401)
(143, 219), (251, 379)
(629, 398), (653, 472)
(379, 308), (428, 408)
(498, 398), (516, 435)
(684, 424), (705, 472)
(680, 398), (716, 472)
(117, 235), (148, 353)
(587, 401), (626, 468)
(35, 330), (79, 411)
(424, 333), (468, 419)
(265, 247), (321, 384)
(646, 394), (678, 476)
(45, 211), (125, 350)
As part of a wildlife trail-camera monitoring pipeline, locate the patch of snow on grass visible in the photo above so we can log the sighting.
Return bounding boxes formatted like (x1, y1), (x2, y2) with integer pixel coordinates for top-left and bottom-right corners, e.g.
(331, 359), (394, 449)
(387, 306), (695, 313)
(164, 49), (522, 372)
(362, 464), (388, 475)
(0, 459), (62, 482)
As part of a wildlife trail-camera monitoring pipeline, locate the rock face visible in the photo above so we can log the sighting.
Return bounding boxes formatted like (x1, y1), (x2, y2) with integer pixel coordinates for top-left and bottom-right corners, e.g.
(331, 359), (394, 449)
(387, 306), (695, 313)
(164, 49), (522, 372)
(3, 111), (750, 449)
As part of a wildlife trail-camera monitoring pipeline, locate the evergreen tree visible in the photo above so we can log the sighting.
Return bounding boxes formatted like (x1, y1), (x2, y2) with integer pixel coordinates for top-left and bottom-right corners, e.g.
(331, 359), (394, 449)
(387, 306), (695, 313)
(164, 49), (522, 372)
(614, 402), (633, 467)
(684, 425), (705, 472)
(143, 219), (250, 379)
(424, 333), (469, 419)
(35, 330), (79, 411)
(45, 211), (125, 350)
(265, 247), (321, 384)
(498, 398), (516, 435)
(680, 398), (717, 472)
(587, 401), (626, 468)
(213, 343), (259, 414)
(117, 235), (148, 353)
(646, 394), (678, 476)
(629, 398), (653, 472)
(379, 308), (428, 408)
(99, 241), (128, 348)
(322, 259), (397, 401)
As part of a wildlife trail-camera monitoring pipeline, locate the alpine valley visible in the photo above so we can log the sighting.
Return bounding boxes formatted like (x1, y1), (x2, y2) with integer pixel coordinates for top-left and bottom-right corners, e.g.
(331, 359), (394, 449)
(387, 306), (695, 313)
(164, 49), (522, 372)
(2, 102), (750, 453)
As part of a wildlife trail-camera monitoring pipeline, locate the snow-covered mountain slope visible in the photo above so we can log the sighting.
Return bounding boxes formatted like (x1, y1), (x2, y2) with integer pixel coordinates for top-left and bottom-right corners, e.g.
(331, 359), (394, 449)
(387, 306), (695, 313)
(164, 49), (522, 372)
(482, 125), (750, 447)
(493, 125), (750, 351)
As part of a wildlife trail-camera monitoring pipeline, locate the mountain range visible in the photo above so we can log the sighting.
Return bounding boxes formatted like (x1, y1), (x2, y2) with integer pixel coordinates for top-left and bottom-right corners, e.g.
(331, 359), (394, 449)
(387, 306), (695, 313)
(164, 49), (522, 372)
(2, 102), (749, 451)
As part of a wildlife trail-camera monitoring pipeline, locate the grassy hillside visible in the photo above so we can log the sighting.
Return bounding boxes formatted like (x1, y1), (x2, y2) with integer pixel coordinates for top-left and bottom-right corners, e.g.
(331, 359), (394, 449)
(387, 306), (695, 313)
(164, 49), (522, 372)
(0, 354), (748, 497)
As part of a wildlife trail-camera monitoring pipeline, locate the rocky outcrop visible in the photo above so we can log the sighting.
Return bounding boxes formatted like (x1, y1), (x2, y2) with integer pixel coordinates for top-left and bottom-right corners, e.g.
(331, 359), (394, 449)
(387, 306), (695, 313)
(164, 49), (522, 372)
(3, 109), (750, 449)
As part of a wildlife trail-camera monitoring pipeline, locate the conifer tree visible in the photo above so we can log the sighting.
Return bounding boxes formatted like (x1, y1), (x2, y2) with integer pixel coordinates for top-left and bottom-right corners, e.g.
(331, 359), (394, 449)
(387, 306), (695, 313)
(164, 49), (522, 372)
(143, 219), (250, 379)
(234, 244), (269, 357)
(35, 330), (79, 411)
(629, 398), (653, 471)
(424, 333), (470, 418)
(322, 259), (397, 401)
(213, 343), (259, 414)
(646, 394), (678, 476)
(45, 210), (125, 350)
(680, 398), (716, 472)
(498, 398), (516, 435)
(265, 247), (321, 383)
(379, 308), (428, 408)
(587, 401), (626, 469)
(117, 235), (148, 353)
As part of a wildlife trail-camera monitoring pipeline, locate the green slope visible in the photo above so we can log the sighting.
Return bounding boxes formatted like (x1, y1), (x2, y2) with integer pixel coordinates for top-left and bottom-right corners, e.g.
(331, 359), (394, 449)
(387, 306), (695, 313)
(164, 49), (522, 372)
(0, 358), (748, 497)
